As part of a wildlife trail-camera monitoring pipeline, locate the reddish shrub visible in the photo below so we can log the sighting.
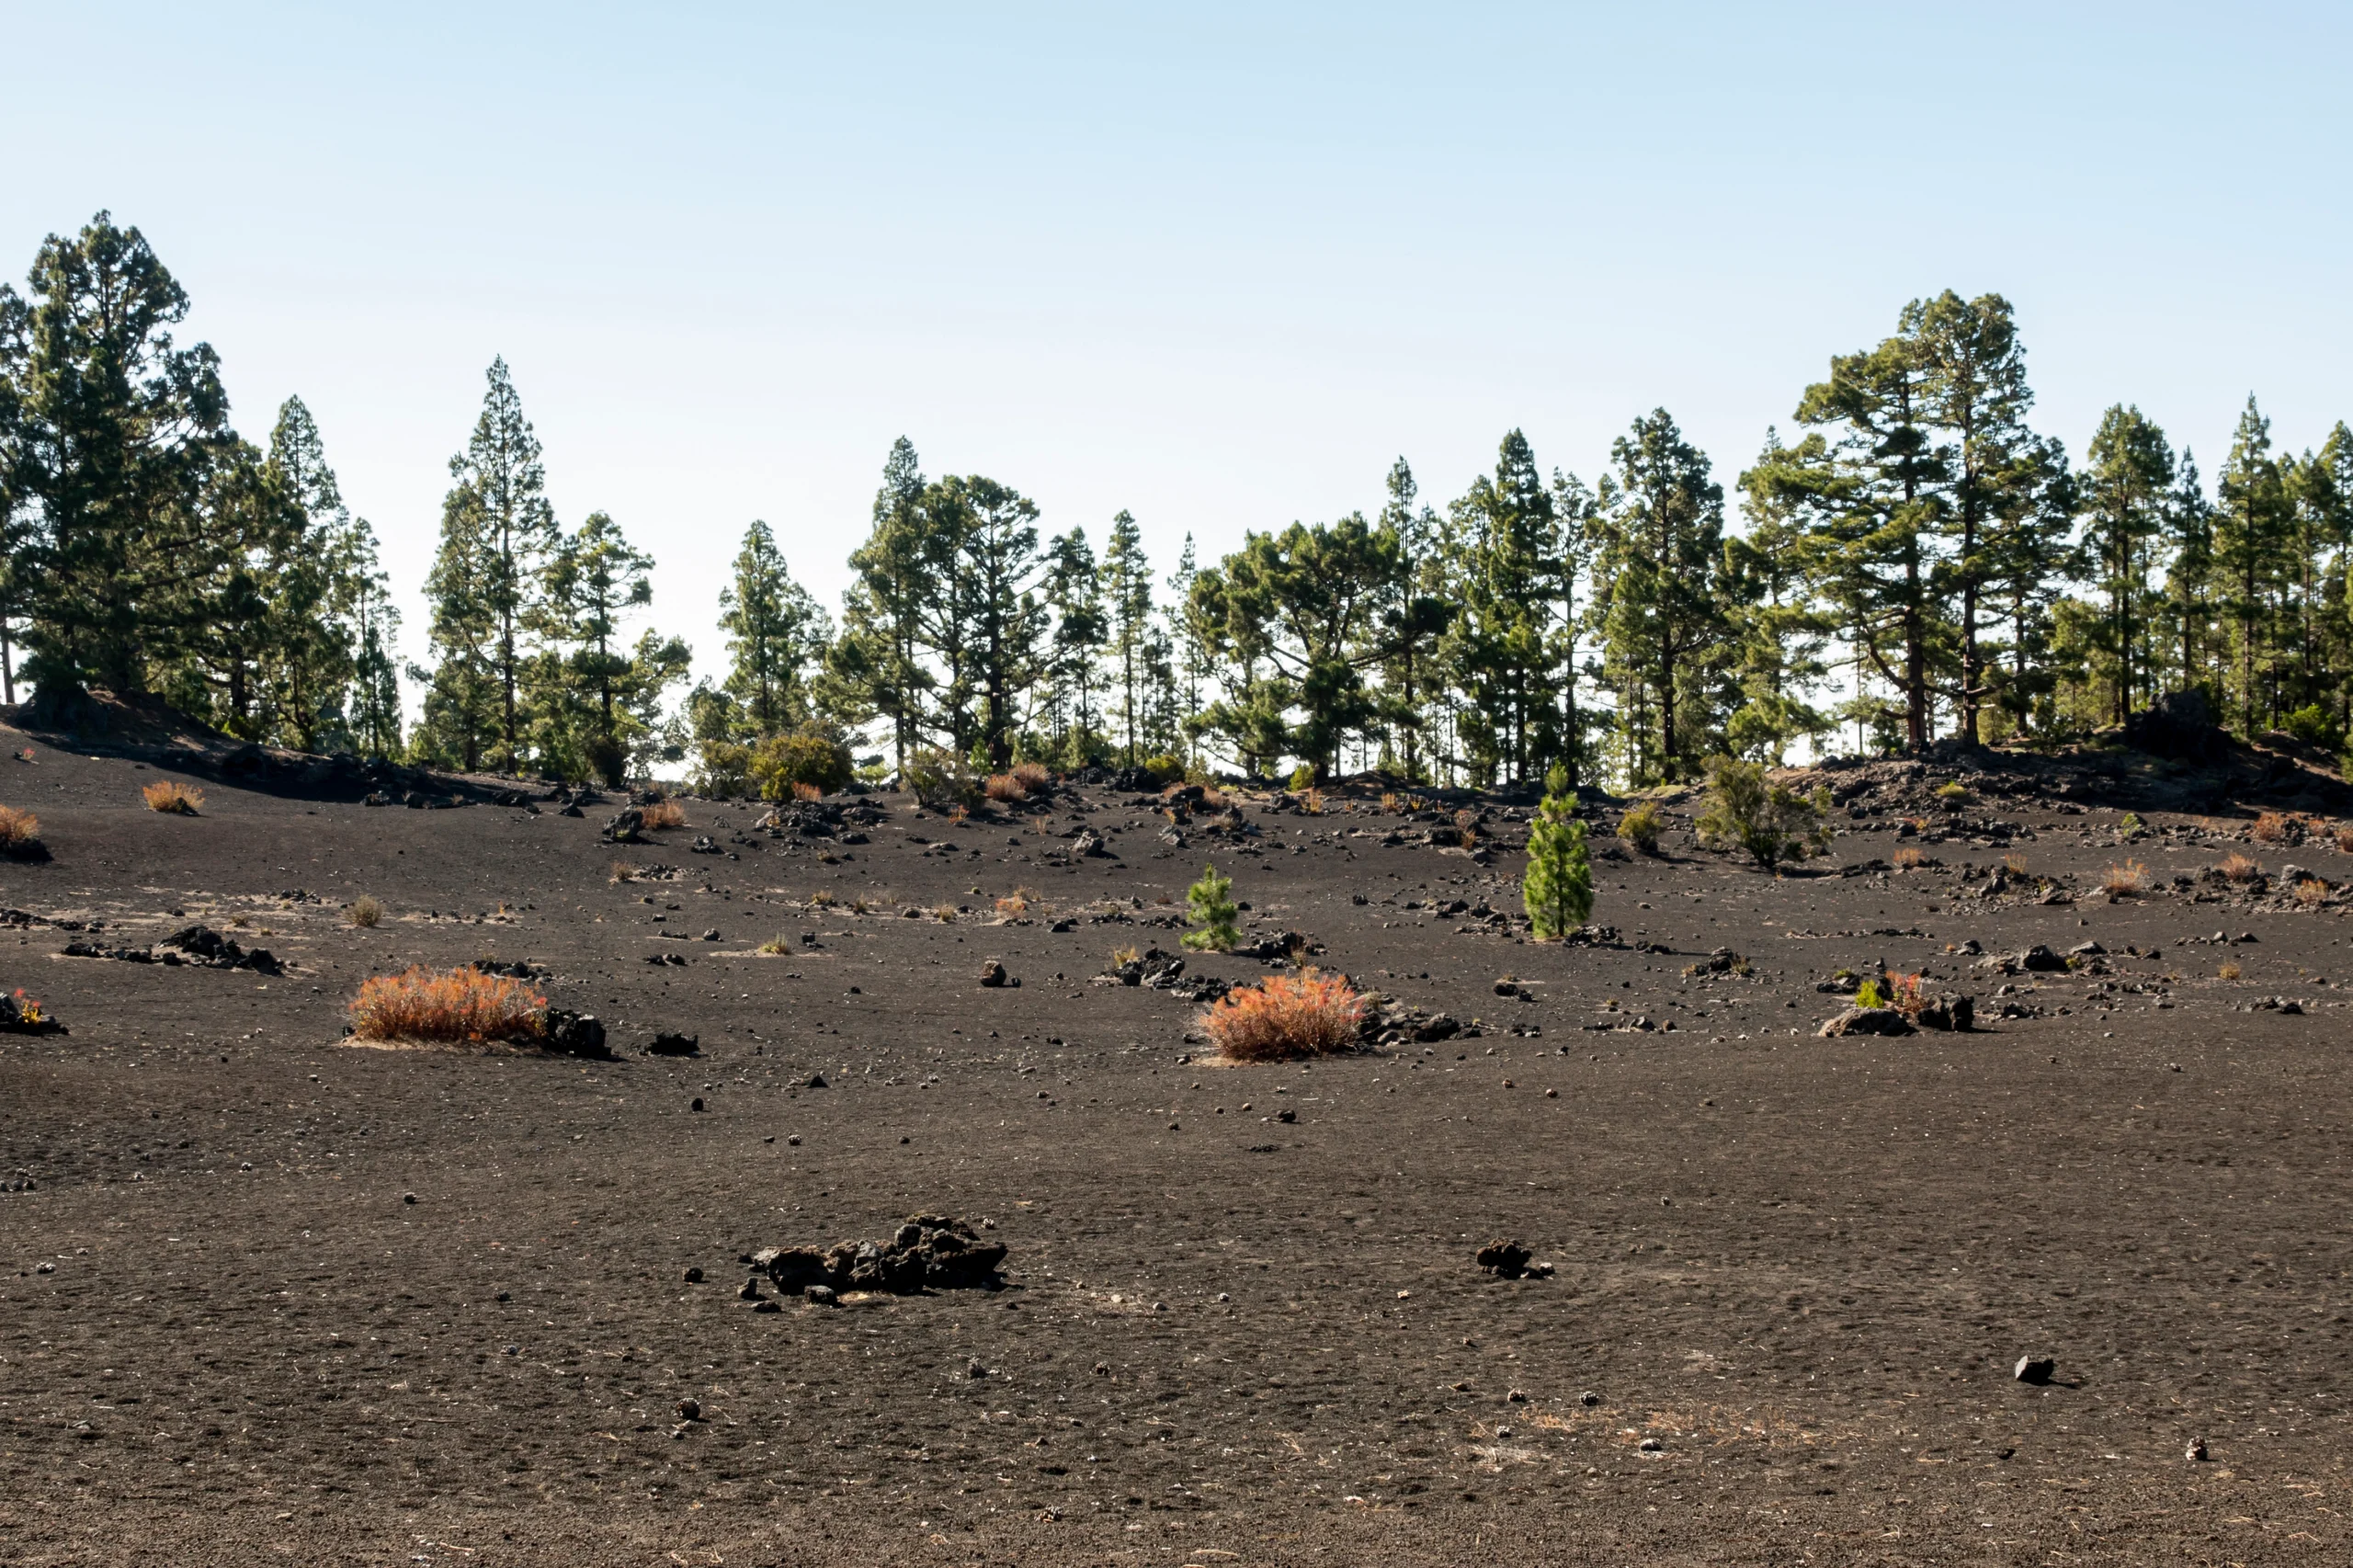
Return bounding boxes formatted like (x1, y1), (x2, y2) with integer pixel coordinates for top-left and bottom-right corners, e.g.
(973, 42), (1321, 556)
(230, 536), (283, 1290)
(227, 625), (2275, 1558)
(1199, 968), (1367, 1062)
(348, 967), (545, 1044)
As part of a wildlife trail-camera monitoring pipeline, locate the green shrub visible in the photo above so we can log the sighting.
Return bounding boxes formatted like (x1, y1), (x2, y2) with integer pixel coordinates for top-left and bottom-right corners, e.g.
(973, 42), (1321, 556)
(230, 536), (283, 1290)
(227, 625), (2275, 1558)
(1288, 763), (1317, 791)
(1181, 864), (1241, 952)
(1693, 756), (1832, 870)
(1935, 781), (1969, 801)
(695, 740), (753, 799)
(1617, 800), (1662, 855)
(903, 746), (982, 811)
(1854, 977), (1883, 1009)
(1522, 766), (1593, 940)
(749, 727), (853, 801)
(1141, 754), (1186, 787)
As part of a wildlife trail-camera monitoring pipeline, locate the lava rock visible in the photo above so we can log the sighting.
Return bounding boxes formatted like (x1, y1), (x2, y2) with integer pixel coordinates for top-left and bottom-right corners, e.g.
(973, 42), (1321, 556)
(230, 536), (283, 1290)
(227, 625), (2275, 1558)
(977, 959), (1012, 988)
(646, 1032), (701, 1057)
(1476, 1239), (1533, 1278)
(1817, 1006), (1917, 1038)
(2014, 1355), (2056, 1385)
(749, 1214), (1007, 1296)
(604, 808), (646, 844)
(541, 1009), (609, 1058)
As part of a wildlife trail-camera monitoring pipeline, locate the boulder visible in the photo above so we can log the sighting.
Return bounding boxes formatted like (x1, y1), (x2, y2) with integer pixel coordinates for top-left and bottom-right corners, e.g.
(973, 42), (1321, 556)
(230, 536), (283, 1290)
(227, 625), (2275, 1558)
(541, 1010), (608, 1058)
(645, 1032), (700, 1057)
(1475, 1239), (1533, 1278)
(977, 959), (1012, 988)
(1817, 1006), (1917, 1038)
(604, 808), (646, 844)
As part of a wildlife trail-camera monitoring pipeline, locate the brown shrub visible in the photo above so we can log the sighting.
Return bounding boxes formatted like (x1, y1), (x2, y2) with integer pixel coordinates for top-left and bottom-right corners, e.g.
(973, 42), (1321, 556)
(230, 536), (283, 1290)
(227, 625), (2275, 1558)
(2100, 859), (2148, 897)
(2252, 811), (2296, 845)
(1883, 971), (1925, 1019)
(790, 779), (822, 803)
(995, 892), (1030, 917)
(2002, 851), (2029, 876)
(2336, 825), (2353, 855)
(0, 805), (39, 853)
(142, 780), (203, 814)
(2219, 852), (2262, 881)
(640, 800), (687, 830)
(348, 895), (383, 928)
(1199, 968), (1368, 1062)
(1891, 846), (1927, 869)
(347, 967), (544, 1044)
(2294, 878), (2330, 907)
(2218, 960), (2242, 982)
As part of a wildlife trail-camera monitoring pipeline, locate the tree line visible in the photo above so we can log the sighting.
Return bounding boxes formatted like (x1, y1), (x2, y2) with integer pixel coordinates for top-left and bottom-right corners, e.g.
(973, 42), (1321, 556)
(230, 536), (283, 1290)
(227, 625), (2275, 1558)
(4, 213), (2347, 791)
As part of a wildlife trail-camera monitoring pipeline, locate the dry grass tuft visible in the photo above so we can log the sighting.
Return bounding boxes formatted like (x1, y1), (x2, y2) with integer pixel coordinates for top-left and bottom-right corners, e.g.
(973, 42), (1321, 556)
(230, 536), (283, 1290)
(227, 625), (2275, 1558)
(2294, 878), (2330, 907)
(756, 934), (792, 955)
(348, 895), (383, 928)
(1891, 846), (1927, 869)
(2219, 852), (2262, 882)
(1302, 788), (1324, 815)
(2100, 859), (2149, 897)
(2336, 825), (2353, 854)
(929, 903), (961, 922)
(2252, 810), (2296, 845)
(2218, 960), (2243, 982)
(1883, 971), (1925, 1018)
(995, 892), (1031, 917)
(0, 804), (39, 852)
(984, 762), (1052, 802)
(1199, 968), (1368, 1062)
(347, 966), (544, 1044)
(790, 779), (822, 803)
(808, 887), (836, 907)
(142, 779), (203, 814)
(640, 800), (687, 830)
(2002, 851), (2029, 876)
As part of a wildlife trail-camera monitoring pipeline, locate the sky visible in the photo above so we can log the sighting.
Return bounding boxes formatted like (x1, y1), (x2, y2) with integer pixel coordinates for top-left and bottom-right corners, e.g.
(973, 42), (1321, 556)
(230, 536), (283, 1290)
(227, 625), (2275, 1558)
(5, 2), (2349, 711)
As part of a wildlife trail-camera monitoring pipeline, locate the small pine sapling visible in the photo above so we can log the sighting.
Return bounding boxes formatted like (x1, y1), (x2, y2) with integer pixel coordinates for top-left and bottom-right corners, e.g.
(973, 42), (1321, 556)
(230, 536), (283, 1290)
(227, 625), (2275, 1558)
(1522, 766), (1593, 940)
(1182, 864), (1240, 952)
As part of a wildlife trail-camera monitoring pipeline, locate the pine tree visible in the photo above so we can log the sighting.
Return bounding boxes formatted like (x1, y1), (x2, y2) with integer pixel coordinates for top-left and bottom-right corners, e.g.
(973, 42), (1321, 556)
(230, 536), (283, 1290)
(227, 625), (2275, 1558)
(2214, 396), (2291, 734)
(1040, 526), (1106, 763)
(2082, 405), (2176, 726)
(717, 518), (828, 736)
(838, 438), (937, 773)
(1100, 510), (1154, 763)
(415, 476), (501, 770)
(444, 357), (556, 771)
(529, 511), (688, 784)
(1374, 458), (1456, 782)
(1182, 864), (1240, 952)
(1521, 765), (1593, 940)
(2, 212), (238, 706)
(1450, 431), (1561, 785)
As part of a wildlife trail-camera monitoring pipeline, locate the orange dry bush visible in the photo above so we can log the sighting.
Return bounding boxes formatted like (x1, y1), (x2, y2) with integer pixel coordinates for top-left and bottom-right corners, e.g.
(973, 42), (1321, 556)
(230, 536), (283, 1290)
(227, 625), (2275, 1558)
(1199, 968), (1368, 1062)
(995, 892), (1030, 916)
(2294, 878), (2330, 907)
(142, 779), (203, 814)
(2100, 859), (2148, 896)
(2252, 811), (2293, 845)
(0, 805), (38, 851)
(640, 800), (687, 829)
(1891, 846), (1927, 869)
(2002, 851), (2029, 876)
(790, 779), (822, 803)
(1883, 971), (1925, 1018)
(2218, 852), (2261, 882)
(348, 966), (545, 1044)
(2336, 825), (2353, 854)
(983, 772), (1025, 801)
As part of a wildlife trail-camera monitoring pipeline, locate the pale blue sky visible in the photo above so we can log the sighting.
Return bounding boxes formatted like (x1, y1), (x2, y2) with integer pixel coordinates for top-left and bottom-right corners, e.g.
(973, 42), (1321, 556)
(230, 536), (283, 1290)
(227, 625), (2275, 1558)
(6, 3), (2347, 702)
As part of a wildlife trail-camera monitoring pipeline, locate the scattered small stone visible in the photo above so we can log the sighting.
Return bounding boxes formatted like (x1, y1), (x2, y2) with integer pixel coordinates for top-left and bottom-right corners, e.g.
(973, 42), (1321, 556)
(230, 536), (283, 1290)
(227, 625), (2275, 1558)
(681, 1267), (703, 1283)
(689, 1097), (705, 1112)
(738, 1276), (762, 1301)
(2014, 1355), (2056, 1385)
(1639, 1437), (1663, 1451)
(1476, 1239), (1532, 1278)
(2185, 1437), (2207, 1461)
(977, 959), (1013, 988)
(647, 1033), (701, 1057)
(676, 1398), (701, 1421)
(402, 1191), (416, 1205)
(1580, 1392), (1600, 1406)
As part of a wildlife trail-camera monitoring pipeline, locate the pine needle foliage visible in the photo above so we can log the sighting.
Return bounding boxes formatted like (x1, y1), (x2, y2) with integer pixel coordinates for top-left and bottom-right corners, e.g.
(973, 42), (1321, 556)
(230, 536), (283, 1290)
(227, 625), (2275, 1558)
(1522, 765), (1593, 939)
(1181, 863), (1240, 952)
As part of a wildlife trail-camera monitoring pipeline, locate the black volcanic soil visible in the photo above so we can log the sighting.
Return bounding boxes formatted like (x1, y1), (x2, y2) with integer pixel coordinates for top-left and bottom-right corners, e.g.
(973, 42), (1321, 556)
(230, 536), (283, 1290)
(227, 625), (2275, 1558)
(3, 730), (2351, 1566)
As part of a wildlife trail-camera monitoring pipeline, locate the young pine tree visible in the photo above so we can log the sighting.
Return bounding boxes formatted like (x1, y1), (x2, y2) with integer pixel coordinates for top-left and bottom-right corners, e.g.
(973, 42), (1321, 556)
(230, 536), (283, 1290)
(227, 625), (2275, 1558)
(1182, 863), (1241, 952)
(1521, 765), (1593, 940)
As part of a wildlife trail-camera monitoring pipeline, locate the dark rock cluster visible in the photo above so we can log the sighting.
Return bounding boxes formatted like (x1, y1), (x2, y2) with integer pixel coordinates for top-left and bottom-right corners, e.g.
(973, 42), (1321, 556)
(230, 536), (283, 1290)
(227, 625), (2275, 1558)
(64, 924), (282, 975)
(741, 1215), (1007, 1298)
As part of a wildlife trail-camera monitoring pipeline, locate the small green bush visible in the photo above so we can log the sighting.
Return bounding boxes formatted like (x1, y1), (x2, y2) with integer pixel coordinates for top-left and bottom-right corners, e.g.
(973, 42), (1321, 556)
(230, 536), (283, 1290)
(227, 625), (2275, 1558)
(1288, 763), (1317, 791)
(903, 746), (982, 811)
(750, 728), (853, 801)
(1935, 781), (1969, 801)
(1522, 766), (1593, 940)
(1181, 864), (1241, 952)
(1141, 754), (1186, 787)
(1694, 756), (1832, 871)
(1618, 800), (1662, 855)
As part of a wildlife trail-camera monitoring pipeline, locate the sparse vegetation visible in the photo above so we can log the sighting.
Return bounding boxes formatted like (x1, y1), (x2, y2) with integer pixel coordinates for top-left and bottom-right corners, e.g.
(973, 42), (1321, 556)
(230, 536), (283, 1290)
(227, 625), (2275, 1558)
(142, 779), (203, 814)
(2119, 812), (2145, 835)
(995, 892), (1030, 917)
(347, 895), (383, 927)
(1891, 846), (1927, 869)
(1181, 864), (1240, 952)
(2003, 851), (2030, 877)
(1935, 781), (1968, 801)
(2219, 852), (2262, 881)
(2253, 811), (2296, 845)
(749, 727), (854, 801)
(1199, 968), (1366, 1062)
(2294, 878), (2330, 907)
(1110, 943), (1142, 967)
(1521, 765), (1592, 941)
(0, 805), (40, 857)
(1694, 756), (1831, 871)
(1854, 977), (1884, 1008)
(640, 799), (687, 829)
(347, 966), (545, 1044)
(1617, 800), (1662, 855)
(756, 935), (792, 954)
(1882, 971), (1925, 1017)
(2336, 825), (2353, 854)
(1288, 763), (1316, 791)
(2219, 960), (2243, 982)
(790, 779), (822, 802)
(2100, 860), (2148, 896)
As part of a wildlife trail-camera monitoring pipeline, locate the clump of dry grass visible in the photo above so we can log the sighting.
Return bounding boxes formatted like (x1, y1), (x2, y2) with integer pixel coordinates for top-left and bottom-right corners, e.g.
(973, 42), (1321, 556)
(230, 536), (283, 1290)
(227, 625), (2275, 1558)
(808, 887), (836, 908)
(2002, 851), (2029, 876)
(1110, 943), (1142, 967)
(995, 892), (1031, 917)
(1891, 846), (1927, 869)
(1199, 968), (1368, 1062)
(2336, 825), (2353, 854)
(142, 779), (203, 815)
(640, 800), (687, 830)
(756, 934), (792, 955)
(2219, 852), (2262, 882)
(2252, 810), (2297, 845)
(2100, 859), (2148, 897)
(985, 762), (1051, 802)
(2293, 878), (2330, 907)
(347, 966), (544, 1044)
(0, 804), (40, 855)
(348, 895), (383, 928)
(790, 779), (822, 803)
(1302, 788), (1324, 815)
(2218, 960), (2243, 982)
